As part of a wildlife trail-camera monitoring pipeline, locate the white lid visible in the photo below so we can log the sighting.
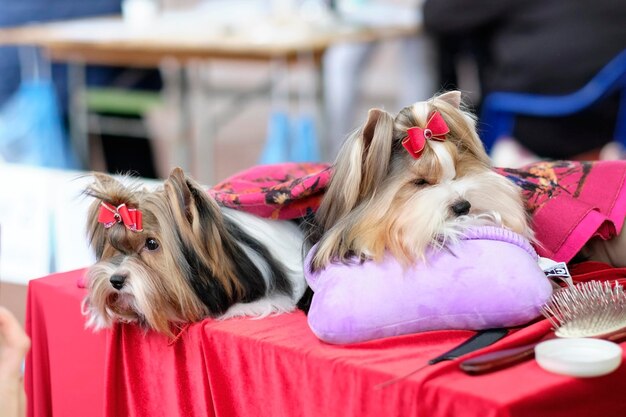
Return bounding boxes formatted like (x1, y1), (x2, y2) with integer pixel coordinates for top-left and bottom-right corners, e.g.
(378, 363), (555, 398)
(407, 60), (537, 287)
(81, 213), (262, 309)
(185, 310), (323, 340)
(535, 338), (623, 378)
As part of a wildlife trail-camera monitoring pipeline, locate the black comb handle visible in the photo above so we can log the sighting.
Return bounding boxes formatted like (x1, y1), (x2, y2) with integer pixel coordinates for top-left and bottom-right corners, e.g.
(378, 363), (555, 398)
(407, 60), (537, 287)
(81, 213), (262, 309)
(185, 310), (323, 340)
(429, 328), (509, 365)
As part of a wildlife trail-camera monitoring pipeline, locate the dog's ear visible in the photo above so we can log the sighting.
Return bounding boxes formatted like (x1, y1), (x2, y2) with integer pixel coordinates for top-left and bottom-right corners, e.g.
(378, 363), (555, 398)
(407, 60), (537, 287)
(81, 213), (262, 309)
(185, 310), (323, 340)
(434, 91), (492, 165)
(164, 167), (221, 230)
(164, 167), (233, 259)
(165, 167), (193, 224)
(360, 108), (394, 197)
(315, 108), (394, 234)
(164, 168), (246, 311)
(86, 197), (107, 260)
(437, 90), (462, 109)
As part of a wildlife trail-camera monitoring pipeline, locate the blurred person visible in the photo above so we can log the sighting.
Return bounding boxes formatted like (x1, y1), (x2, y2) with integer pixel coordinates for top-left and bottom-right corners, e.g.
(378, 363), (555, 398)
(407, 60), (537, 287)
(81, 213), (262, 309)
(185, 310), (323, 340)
(423, 0), (626, 161)
(323, 0), (436, 159)
(0, 306), (30, 417)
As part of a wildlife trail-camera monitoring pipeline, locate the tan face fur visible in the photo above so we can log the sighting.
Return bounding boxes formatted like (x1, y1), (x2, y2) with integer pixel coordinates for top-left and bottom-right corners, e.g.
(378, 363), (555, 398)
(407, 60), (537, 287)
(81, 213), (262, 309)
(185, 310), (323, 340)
(83, 169), (245, 336)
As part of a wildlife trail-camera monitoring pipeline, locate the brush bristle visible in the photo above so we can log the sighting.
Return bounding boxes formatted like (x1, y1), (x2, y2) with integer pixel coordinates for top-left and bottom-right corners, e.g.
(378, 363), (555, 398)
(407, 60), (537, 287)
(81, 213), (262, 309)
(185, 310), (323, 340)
(541, 281), (626, 338)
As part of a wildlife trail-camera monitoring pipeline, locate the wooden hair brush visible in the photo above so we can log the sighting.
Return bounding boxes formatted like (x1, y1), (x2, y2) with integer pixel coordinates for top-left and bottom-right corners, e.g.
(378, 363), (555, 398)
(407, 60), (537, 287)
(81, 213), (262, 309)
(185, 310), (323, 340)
(460, 280), (626, 375)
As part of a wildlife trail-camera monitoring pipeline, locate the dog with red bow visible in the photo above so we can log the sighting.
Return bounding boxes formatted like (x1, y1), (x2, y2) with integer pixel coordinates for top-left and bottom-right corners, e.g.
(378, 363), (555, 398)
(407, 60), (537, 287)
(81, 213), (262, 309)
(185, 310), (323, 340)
(82, 169), (308, 336)
(309, 91), (533, 270)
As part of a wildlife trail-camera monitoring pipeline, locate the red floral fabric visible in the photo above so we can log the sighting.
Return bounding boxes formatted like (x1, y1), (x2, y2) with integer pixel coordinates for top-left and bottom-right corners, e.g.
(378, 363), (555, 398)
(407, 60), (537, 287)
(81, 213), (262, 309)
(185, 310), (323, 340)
(210, 160), (626, 263)
(210, 162), (331, 220)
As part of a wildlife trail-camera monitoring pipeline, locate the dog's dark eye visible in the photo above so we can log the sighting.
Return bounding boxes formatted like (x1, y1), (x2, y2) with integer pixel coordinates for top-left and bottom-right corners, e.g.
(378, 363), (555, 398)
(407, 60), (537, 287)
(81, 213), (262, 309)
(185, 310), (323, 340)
(413, 178), (430, 187)
(145, 238), (160, 251)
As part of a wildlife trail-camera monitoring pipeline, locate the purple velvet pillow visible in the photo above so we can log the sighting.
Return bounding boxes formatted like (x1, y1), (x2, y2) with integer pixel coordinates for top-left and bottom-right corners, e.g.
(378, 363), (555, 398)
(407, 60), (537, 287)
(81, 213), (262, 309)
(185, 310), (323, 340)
(305, 226), (553, 344)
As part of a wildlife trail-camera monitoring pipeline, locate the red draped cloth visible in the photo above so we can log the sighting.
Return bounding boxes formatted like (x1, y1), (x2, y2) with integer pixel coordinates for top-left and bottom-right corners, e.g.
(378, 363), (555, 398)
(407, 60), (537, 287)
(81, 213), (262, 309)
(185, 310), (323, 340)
(24, 270), (107, 417)
(25, 268), (626, 417)
(24, 160), (626, 415)
(495, 160), (626, 262)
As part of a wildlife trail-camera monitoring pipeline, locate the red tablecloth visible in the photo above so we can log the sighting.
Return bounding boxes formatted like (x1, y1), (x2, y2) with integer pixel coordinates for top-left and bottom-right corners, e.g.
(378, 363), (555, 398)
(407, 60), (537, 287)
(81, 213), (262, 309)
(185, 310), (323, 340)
(24, 269), (107, 417)
(25, 269), (626, 417)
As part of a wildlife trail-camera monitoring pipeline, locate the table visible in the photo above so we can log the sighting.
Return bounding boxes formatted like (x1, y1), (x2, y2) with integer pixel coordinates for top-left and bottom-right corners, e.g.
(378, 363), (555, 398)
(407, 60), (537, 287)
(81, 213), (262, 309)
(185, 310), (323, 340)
(0, 8), (420, 184)
(25, 268), (626, 417)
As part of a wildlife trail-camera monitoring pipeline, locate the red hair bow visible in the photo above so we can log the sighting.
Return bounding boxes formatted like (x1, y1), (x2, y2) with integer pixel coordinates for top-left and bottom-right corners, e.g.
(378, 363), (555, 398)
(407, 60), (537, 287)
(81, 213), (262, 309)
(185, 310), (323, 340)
(98, 202), (143, 232)
(402, 111), (450, 159)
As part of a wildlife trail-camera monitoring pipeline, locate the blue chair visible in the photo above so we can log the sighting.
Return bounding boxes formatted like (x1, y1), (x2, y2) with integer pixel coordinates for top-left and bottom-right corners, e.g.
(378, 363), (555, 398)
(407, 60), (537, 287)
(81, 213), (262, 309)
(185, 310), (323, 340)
(480, 49), (626, 154)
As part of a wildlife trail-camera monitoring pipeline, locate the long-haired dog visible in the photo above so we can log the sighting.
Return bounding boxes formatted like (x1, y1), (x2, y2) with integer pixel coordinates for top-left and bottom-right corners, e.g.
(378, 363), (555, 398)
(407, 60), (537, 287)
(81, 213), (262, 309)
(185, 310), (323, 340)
(82, 168), (307, 336)
(310, 90), (533, 270)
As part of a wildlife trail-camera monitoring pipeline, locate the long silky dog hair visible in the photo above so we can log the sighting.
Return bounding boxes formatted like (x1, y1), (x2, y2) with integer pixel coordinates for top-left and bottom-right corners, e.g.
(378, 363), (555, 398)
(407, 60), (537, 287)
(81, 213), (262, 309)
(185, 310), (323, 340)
(309, 91), (532, 270)
(82, 168), (307, 336)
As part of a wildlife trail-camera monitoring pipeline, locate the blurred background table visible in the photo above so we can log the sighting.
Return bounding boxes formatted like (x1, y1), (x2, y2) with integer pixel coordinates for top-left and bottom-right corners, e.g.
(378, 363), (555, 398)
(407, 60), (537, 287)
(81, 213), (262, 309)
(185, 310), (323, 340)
(0, 3), (420, 184)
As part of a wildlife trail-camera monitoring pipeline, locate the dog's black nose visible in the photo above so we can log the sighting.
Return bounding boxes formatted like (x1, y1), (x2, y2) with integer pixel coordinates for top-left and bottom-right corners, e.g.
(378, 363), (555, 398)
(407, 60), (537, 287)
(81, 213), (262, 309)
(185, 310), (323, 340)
(109, 273), (127, 290)
(451, 200), (471, 216)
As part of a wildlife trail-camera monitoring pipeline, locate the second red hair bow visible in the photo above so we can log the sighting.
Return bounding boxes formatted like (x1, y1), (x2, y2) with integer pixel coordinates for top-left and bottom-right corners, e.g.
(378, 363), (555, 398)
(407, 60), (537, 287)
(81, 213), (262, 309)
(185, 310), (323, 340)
(402, 111), (450, 159)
